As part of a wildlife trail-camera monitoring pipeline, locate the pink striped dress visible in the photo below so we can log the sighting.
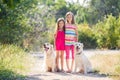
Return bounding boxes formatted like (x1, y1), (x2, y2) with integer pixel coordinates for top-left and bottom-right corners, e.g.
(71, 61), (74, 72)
(65, 24), (77, 46)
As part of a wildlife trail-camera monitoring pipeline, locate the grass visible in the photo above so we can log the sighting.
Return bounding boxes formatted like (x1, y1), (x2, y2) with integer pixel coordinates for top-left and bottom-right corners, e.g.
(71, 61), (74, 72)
(90, 52), (120, 80)
(0, 44), (34, 80)
(0, 69), (25, 80)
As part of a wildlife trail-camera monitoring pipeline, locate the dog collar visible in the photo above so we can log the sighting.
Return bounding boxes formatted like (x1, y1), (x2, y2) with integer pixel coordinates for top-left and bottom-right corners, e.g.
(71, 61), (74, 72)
(77, 51), (82, 55)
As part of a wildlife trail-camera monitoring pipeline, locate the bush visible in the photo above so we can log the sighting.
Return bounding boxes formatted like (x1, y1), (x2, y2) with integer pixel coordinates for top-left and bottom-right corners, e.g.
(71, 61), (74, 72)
(93, 15), (120, 49)
(0, 69), (25, 80)
(78, 24), (97, 49)
(0, 2), (31, 45)
(0, 44), (31, 80)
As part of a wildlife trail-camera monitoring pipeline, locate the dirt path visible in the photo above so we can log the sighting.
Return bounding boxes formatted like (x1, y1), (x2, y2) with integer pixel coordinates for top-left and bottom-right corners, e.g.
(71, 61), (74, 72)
(25, 50), (119, 80)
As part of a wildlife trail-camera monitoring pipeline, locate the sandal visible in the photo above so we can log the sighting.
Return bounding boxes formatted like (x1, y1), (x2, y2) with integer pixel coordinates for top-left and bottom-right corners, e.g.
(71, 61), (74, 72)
(61, 69), (65, 73)
(56, 68), (61, 72)
(66, 70), (71, 73)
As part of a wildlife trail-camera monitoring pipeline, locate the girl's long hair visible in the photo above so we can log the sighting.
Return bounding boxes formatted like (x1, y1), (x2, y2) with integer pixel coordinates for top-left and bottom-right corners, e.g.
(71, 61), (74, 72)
(65, 11), (75, 24)
(56, 18), (65, 32)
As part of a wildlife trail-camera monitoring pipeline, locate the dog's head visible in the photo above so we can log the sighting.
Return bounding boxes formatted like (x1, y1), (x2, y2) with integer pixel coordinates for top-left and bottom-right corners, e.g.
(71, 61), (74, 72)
(43, 43), (53, 52)
(74, 42), (84, 54)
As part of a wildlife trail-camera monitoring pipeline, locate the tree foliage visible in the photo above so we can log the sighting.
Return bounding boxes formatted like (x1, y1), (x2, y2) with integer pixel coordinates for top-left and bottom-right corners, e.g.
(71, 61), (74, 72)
(78, 24), (97, 49)
(76, 0), (120, 25)
(93, 15), (120, 49)
(0, 0), (38, 44)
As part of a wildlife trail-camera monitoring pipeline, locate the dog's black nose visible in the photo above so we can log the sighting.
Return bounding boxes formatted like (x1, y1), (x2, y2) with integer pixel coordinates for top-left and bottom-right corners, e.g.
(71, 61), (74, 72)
(76, 46), (79, 48)
(76, 46), (81, 50)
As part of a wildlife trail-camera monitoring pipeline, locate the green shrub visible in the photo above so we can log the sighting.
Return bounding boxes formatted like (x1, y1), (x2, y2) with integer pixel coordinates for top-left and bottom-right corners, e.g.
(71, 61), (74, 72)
(93, 15), (120, 49)
(0, 3), (32, 45)
(78, 24), (97, 49)
(0, 69), (25, 80)
(0, 44), (30, 80)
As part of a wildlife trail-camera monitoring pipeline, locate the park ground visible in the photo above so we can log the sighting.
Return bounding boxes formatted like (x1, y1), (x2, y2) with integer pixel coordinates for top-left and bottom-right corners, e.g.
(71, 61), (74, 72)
(25, 50), (120, 80)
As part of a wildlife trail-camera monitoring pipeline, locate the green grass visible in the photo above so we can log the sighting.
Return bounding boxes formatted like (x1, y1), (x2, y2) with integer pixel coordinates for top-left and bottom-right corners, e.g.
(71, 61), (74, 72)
(90, 52), (120, 80)
(0, 44), (33, 80)
(0, 69), (25, 80)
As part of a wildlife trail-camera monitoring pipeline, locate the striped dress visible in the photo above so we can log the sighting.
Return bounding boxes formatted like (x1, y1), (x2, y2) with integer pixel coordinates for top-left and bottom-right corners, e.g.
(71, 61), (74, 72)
(65, 24), (77, 46)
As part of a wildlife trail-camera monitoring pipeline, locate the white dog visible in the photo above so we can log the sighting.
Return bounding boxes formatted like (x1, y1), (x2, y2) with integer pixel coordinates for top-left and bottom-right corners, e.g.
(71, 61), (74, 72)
(74, 42), (92, 74)
(43, 43), (56, 72)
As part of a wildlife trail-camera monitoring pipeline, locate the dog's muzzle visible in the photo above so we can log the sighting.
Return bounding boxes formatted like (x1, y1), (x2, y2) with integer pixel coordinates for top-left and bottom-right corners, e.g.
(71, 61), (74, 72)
(76, 46), (82, 55)
(76, 46), (80, 51)
(44, 44), (49, 51)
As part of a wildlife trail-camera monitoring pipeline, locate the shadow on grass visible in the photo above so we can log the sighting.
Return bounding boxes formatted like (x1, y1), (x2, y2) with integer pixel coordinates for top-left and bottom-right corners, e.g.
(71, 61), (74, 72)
(0, 69), (25, 80)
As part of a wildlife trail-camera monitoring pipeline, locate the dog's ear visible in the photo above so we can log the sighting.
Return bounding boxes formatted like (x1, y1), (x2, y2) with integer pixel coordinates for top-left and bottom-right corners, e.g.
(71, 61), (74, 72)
(43, 43), (46, 47)
(74, 42), (78, 45)
(81, 43), (84, 47)
(51, 45), (53, 48)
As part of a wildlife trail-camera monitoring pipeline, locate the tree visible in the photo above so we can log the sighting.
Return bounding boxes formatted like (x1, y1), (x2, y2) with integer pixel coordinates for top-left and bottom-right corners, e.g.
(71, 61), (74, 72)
(1, 0), (21, 9)
(0, 0), (39, 44)
(93, 15), (120, 49)
(76, 0), (120, 25)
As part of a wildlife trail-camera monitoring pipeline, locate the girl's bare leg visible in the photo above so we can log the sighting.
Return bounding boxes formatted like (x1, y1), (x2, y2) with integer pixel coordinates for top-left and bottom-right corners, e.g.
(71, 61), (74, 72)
(71, 59), (74, 72)
(55, 51), (60, 71)
(66, 59), (71, 72)
(60, 50), (64, 71)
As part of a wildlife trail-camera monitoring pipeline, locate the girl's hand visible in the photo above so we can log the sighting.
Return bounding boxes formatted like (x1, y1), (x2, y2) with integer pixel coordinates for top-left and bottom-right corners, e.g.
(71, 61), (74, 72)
(75, 25), (78, 42)
(54, 33), (56, 38)
(74, 37), (78, 42)
(76, 38), (78, 42)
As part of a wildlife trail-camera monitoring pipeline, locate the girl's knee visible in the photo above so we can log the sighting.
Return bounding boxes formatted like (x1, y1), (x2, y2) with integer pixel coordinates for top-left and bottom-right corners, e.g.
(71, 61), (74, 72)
(66, 55), (69, 59)
(72, 56), (74, 59)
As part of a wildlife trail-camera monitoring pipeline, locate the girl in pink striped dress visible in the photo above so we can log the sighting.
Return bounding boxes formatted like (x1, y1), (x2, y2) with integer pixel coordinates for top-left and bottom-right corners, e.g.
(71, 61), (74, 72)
(54, 18), (65, 72)
(65, 12), (78, 73)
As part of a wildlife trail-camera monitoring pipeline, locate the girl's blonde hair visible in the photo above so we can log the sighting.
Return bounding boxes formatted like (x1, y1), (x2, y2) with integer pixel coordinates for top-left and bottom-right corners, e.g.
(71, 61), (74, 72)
(65, 11), (75, 24)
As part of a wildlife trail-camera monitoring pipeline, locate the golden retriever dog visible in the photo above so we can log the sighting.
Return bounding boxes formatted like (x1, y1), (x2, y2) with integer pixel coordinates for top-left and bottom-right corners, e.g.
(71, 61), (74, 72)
(74, 42), (92, 74)
(43, 43), (56, 72)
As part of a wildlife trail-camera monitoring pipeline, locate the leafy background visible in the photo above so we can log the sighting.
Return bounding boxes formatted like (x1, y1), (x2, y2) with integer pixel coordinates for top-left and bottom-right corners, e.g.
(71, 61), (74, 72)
(0, 0), (120, 79)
